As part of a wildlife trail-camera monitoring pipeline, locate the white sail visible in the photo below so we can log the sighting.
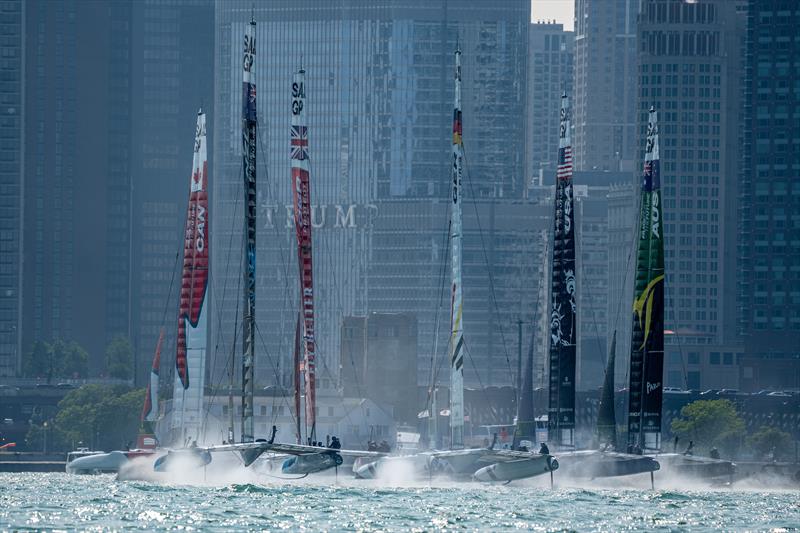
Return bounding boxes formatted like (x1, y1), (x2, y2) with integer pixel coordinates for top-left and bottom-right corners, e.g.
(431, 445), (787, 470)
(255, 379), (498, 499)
(449, 47), (465, 449)
(171, 110), (209, 443)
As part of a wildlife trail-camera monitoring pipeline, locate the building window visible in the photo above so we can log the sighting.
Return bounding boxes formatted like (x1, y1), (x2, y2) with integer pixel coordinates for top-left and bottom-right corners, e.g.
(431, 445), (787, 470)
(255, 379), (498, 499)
(723, 352), (733, 365)
(687, 371), (701, 390)
(709, 352), (720, 365)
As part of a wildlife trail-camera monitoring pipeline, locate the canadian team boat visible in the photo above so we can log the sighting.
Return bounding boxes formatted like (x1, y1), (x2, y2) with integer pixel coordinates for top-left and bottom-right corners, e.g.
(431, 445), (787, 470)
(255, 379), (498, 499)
(353, 47), (557, 484)
(152, 18), (387, 477)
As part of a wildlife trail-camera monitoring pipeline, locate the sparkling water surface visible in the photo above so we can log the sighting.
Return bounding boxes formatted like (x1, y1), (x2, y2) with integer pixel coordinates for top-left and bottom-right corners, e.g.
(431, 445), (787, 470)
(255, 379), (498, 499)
(1, 472), (797, 531)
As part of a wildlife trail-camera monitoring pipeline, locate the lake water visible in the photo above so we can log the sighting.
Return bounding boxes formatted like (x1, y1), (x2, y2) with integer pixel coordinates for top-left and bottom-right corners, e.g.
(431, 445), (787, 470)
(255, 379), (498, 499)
(1, 472), (797, 531)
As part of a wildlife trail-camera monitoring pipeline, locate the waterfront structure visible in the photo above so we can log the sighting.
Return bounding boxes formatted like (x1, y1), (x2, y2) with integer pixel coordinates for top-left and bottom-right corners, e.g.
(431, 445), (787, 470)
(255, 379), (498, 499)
(210, 0), (530, 394)
(636, 0), (744, 381)
(573, 0), (638, 172)
(340, 313), (418, 424)
(737, 0), (800, 391)
(0, 0), (24, 377)
(526, 22), (573, 186)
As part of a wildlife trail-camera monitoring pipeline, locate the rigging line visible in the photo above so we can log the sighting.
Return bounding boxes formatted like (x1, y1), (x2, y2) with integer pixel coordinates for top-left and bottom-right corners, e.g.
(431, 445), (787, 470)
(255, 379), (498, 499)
(253, 111), (298, 433)
(580, 255), (611, 369)
(210, 157), (244, 361)
(620, 184), (644, 389)
(253, 318), (299, 433)
(202, 248), (242, 437)
(460, 147), (515, 386)
(462, 337), (500, 424)
(305, 150), (370, 432)
(424, 216), (452, 415)
(203, 163), (244, 423)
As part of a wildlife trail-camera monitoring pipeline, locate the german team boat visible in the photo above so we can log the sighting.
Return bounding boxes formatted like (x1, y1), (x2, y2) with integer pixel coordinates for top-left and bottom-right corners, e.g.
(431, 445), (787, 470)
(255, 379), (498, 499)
(540, 94), (659, 484)
(626, 109), (734, 482)
(354, 47), (557, 483)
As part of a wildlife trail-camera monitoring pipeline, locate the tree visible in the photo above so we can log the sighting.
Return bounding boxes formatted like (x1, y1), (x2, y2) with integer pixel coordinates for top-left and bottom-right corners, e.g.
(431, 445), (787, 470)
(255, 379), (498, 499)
(53, 340), (88, 378)
(747, 426), (792, 461)
(22, 341), (53, 381)
(22, 339), (88, 380)
(105, 336), (133, 380)
(50, 384), (145, 451)
(671, 399), (745, 458)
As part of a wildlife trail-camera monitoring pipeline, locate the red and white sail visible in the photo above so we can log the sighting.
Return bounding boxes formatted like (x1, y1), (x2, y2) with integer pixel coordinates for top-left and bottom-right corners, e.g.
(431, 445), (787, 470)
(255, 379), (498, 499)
(172, 110), (209, 440)
(291, 68), (317, 442)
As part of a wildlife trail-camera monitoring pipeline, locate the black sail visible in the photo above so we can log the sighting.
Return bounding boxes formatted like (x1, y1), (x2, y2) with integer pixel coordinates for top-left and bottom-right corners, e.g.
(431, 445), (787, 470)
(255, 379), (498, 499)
(514, 332), (536, 448)
(626, 107), (665, 452)
(547, 93), (576, 447)
(597, 331), (618, 449)
(241, 17), (257, 443)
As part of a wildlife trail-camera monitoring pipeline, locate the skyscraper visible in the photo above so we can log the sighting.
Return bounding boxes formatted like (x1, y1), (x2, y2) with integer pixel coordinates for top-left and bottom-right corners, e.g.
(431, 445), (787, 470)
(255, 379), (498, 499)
(210, 0), (531, 401)
(737, 0), (800, 391)
(0, 0), (24, 377)
(573, 0), (638, 172)
(525, 22), (574, 186)
(130, 0), (214, 387)
(21, 0), (134, 370)
(636, 0), (744, 387)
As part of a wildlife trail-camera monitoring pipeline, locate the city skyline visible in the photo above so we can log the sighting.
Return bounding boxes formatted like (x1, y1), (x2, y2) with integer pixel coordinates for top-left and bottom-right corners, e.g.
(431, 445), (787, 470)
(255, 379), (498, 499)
(0, 0), (796, 403)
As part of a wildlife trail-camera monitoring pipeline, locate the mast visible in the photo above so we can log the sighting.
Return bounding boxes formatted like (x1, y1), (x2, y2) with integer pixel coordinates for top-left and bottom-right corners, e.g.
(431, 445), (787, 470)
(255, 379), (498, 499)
(627, 107), (664, 453)
(240, 16), (257, 443)
(449, 46), (465, 449)
(547, 92), (576, 448)
(291, 67), (317, 443)
(172, 109), (210, 443)
(597, 330), (618, 449)
(141, 328), (164, 425)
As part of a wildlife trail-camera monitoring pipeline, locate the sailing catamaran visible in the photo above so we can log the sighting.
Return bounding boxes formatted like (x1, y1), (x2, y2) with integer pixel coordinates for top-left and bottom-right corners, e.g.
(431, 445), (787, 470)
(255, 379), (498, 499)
(70, 105), (210, 474)
(354, 47), (557, 483)
(629, 108), (734, 481)
(194, 20), (385, 475)
(542, 94), (659, 483)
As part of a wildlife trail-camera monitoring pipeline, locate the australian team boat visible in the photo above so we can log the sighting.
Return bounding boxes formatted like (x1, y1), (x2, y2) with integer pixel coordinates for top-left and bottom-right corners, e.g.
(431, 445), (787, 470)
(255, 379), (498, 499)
(627, 110), (734, 482)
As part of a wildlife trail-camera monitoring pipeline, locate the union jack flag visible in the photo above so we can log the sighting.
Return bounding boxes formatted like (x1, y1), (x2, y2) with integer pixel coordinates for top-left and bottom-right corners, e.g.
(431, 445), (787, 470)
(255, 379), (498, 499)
(291, 125), (308, 160)
(557, 146), (573, 181)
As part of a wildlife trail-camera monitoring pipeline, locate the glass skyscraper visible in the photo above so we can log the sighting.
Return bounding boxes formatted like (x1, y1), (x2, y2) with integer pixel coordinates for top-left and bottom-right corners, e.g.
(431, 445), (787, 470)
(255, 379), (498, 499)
(0, 0), (24, 377)
(738, 0), (800, 391)
(210, 0), (532, 395)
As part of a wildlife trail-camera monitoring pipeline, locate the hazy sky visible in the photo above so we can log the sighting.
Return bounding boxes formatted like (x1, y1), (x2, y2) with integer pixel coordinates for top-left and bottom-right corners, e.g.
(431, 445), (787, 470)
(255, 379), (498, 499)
(531, 0), (575, 31)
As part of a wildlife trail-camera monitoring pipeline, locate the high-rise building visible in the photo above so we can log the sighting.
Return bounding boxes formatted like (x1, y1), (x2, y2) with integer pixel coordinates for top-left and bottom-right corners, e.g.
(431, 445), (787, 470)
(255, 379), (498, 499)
(737, 0), (800, 391)
(210, 0), (531, 396)
(0, 0), (25, 377)
(636, 0), (745, 386)
(129, 0), (214, 387)
(525, 22), (573, 186)
(573, 0), (638, 172)
(340, 313), (418, 423)
(21, 0), (134, 371)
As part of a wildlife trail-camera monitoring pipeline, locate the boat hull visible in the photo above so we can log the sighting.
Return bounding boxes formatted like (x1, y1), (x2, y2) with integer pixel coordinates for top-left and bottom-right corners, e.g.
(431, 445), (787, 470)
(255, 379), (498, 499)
(555, 450), (660, 478)
(653, 453), (735, 480)
(473, 455), (558, 482)
(66, 450), (156, 474)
